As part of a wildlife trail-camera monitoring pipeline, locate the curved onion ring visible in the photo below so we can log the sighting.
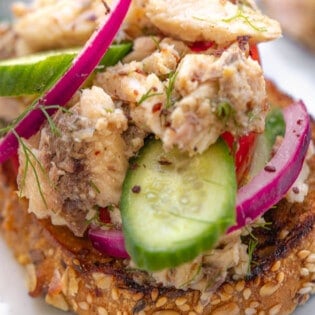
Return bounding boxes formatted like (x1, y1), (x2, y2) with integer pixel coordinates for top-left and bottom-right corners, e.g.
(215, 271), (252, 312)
(229, 100), (311, 232)
(0, 0), (131, 163)
(88, 228), (129, 259)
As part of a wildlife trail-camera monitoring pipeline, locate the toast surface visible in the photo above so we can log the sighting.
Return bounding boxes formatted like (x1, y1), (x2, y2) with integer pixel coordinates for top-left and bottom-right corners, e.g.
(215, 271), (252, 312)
(1, 81), (315, 314)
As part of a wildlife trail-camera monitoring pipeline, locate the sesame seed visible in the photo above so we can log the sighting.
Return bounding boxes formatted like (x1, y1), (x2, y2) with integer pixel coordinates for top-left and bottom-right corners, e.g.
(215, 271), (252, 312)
(236, 280), (245, 292)
(97, 307), (108, 315)
(300, 268), (310, 277)
(155, 297), (167, 308)
(243, 288), (252, 300)
(260, 283), (280, 297)
(211, 299), (221, 305)
(298, 286), (312, 295)
(245, 308), (256, 315)
(306, 254), (315, 263)
(268, 304), (281, 315)
(175, 297), (187, 306)
(212, 303), (240, 315)
(298, 250), (311, 260)
(178, 304), (190, 312)
(271, 261), (281, 272)
(277, 272), (285, 284)
(151, 288), (159, 302)
(223, 284), (234, 295)
(305, 263), (315, 273)
(111, 288), (119, 301)
(78, 302), (89, 311)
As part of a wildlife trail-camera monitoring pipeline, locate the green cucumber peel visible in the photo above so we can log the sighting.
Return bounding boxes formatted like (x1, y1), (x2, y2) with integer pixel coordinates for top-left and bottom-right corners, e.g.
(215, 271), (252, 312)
(0, 43), (132, 97)
(248, 108), (286, 178)
(120, 139), (236, 271)
(264, 107), (285, 149)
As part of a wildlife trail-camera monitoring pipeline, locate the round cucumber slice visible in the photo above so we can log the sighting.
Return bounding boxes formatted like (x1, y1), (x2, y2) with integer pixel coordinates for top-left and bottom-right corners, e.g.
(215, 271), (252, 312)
(120, 139), (236, 271)
(0, 43), (132, 97)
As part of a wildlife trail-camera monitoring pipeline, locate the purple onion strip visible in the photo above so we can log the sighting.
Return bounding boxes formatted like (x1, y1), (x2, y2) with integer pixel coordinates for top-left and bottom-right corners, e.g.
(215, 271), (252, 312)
(229, 100), (311, 232)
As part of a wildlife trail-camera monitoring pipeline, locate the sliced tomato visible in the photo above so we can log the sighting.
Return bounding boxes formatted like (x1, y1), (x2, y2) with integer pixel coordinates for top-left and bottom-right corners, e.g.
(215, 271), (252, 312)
(189, 40), (260, 63)
(189, 41), (215, 52)
(249, 44), (261, 63)
(222, 132), (257, 184)
(99, 206), (112, 224)
(9, 153), (19, 177)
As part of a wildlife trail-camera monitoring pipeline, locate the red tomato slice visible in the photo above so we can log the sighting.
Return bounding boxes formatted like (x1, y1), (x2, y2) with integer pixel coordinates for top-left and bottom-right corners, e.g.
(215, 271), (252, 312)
(9, 153), (19, 177)
(249, 44), (261, 63)
(99, 206), (112, 224)
(189, 41), (214, 52)
(222, 132), (257, 184)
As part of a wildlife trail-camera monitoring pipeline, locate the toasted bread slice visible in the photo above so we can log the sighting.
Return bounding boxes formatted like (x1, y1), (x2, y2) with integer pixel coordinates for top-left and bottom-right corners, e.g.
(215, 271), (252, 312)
(0, 81), (315, 315)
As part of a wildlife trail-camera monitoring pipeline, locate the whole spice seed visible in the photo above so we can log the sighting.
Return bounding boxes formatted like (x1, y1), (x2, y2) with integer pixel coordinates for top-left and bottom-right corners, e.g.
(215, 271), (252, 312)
(264, 165), (276, 172)
(132, 185), (141, 193)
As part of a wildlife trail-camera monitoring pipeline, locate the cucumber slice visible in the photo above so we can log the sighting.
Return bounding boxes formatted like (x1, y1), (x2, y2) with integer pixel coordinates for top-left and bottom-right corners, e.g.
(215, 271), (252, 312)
(120, 139), (236, 271)
(0, 43), (132, 97)
(248, 108), (285, 178)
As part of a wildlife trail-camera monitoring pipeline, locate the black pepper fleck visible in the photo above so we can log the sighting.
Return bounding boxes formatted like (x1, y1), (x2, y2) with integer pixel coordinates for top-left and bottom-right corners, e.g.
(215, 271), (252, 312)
(264, 165), (276, 172)
(158, 159), (172, 166)
(132, 185), (141, 193)
(292, 187), (300, 194)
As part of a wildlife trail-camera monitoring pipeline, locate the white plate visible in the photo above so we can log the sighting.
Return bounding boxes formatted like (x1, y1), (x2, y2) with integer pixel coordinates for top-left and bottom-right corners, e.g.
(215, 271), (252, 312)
(1, 22), (315, 315)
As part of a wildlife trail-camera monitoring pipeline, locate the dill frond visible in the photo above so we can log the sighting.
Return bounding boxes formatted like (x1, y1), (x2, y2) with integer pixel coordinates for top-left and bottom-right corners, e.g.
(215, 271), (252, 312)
(137, 87), (163, 105)
(89, 180), (101, 194)
(3, 103), (73, 209)
(165, 71), (178, 109)
(151, 36), (161, 51)
(246, 237), (258, 276)
(12, 130), (48, 207)
(222, 7), (267, 32)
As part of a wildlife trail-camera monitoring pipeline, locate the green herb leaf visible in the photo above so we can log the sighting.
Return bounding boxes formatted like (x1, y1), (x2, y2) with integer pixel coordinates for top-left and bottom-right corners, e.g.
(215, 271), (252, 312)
(222, 7), (267, 32)
(165, 71), (178, 109)
(216, 101), (232, 119)
(137, 87), (163, 105)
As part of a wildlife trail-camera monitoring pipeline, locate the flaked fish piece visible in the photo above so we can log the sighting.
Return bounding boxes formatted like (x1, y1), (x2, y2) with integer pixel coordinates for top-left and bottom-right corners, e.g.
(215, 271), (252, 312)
(146, 0), (281, 45)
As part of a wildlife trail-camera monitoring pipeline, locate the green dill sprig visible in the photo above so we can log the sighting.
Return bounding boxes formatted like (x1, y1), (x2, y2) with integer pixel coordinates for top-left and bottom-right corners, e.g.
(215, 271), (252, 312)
(216, 101), (233, 119)
(165, 71), (178, 109)
(1, 103), (73, 208)
(193, 3), (267, 33)
(151, 36), (161, 51)
(245, 220), (272, 276)
(12, 129), (48, 207)
(137, 87), (163, 105)
(246, 237), (258, 276)
(38, 104), (72, 136)
(222, 7), (267, 32)
(89, 180), (101, 194)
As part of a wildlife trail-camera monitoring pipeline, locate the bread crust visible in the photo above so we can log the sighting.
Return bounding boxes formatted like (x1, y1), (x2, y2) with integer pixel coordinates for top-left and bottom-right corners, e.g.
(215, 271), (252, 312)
(1, 81), (315, 315)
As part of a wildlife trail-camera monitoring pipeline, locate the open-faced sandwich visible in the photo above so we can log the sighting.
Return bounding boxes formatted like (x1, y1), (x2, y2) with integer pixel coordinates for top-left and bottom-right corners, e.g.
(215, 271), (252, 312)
(0, 1), (314, 314)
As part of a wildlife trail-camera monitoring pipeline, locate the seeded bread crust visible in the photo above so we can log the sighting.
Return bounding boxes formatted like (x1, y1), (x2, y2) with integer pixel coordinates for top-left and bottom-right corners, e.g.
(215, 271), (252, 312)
(1, 81), (315, 315)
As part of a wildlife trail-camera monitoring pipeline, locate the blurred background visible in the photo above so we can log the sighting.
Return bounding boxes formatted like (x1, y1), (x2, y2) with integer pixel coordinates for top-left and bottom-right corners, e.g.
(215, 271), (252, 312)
(0, 0), (31, 20)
